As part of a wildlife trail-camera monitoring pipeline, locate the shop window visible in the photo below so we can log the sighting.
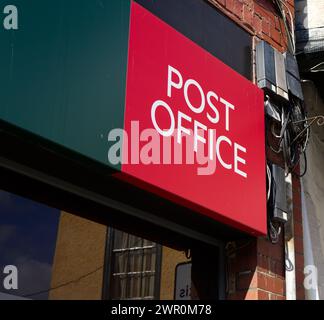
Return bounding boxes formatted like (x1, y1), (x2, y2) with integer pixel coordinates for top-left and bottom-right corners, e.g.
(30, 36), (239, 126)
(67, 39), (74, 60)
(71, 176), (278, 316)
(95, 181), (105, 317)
(0, 189), (59, 300)
(105, 229), (161, 300)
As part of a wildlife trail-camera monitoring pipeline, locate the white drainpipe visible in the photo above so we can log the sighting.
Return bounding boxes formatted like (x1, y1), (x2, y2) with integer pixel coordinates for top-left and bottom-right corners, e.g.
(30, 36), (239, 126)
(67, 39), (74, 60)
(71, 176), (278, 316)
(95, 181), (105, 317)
(285, 173), (296, 300)
(301, 180), (319, 300)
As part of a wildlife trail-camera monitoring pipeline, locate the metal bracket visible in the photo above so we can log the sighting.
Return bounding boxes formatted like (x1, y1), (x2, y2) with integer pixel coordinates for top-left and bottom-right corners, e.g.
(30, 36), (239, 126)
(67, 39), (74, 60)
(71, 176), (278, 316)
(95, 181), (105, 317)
(291, 115), (324, 145)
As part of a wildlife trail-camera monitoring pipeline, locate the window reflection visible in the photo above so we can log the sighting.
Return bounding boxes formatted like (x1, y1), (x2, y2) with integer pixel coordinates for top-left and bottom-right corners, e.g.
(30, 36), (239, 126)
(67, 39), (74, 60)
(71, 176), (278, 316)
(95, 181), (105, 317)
(110, 230), (158, 300)
(0, 189), (59, 300)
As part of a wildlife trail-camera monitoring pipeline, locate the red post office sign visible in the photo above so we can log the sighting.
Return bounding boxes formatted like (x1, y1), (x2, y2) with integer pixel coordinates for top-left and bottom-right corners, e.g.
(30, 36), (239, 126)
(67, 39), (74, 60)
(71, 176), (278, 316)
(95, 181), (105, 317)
(120, 2), (266, 235)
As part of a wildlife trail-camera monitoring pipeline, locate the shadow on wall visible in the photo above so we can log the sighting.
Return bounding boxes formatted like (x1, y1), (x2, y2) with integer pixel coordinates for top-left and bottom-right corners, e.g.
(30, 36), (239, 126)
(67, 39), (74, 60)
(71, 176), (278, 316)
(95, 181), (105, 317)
(301, 81), (324, 299)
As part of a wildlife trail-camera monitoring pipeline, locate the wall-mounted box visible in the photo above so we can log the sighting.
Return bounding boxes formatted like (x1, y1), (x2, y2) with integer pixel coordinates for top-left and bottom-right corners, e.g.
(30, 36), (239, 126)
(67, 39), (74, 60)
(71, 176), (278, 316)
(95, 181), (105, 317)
(256, 41), (277, 94)
(271, 164), (289, 223)
(285, 52), (304, 100)
(274, 50), (289, 100)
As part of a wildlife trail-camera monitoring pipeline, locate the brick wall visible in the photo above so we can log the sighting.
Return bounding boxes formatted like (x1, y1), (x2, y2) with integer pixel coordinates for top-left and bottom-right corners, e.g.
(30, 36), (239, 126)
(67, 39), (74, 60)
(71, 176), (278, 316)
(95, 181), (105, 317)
(208, 0), (294, 52)
(227, 236), (285, 300)
(207, 0), (305, 300)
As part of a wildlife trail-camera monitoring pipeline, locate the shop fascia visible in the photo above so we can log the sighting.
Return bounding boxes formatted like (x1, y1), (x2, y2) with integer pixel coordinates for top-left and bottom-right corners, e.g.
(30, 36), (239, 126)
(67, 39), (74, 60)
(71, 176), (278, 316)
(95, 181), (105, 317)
(108, 65), (248, 178)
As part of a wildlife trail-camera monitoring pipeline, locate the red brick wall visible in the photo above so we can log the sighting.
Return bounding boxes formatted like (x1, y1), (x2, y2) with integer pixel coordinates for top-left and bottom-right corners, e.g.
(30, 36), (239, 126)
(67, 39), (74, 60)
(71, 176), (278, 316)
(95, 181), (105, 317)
(207, 0), (304, 300)
(208, 0), (294, 52)
(227, 236), (285, 300)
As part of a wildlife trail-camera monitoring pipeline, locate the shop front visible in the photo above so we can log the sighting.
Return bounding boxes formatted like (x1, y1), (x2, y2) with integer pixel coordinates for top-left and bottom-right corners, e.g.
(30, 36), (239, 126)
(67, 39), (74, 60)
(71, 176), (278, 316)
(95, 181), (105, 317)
(0, 0), (284, 300)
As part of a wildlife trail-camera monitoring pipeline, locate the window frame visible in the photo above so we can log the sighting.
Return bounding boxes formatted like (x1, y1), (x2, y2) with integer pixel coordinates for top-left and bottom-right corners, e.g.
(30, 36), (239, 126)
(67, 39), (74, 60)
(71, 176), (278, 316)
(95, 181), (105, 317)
(102, 228), (162, 300)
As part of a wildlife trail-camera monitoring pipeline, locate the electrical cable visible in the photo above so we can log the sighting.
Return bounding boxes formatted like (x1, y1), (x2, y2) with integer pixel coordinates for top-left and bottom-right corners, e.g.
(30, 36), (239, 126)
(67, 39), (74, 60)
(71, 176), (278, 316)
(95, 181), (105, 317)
(267, 96), (309, 176)
(269, 220), (282, 244)
(273, 0), (296, 54)
(285, 241), (294, 271)
(277, 0), (296, 53)
(291, 150), (308, 178)
(286, 98), (309, 174)
(22, 265), (104, 298)
(267, 165), (282, 244)
(267, 164), (272, 201)
(309, 62), (324, 73)
(22, 234), (158, 299)
(266, 97), (309, 241)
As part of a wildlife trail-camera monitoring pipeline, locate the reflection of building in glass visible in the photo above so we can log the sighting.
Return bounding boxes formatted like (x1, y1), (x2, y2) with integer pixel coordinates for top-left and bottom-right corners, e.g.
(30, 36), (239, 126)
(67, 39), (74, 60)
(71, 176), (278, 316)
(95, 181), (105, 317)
(108, 230), (159, 300)
(0, 190), (191, 300)
(49, 212), (190, 300)
(0, 190), (59, 300)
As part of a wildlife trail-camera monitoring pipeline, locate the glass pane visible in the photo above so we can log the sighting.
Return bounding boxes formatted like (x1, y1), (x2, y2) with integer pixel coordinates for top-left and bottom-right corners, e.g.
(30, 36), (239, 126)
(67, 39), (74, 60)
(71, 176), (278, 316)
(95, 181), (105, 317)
(0, 189), (59, 300)
(129, 250), (144, 273)
(143, 248), (156, 271)
(141, 274), (155, 298)
(113, 231), (129, 250)
(110, 230), (158, 300)
(128, 275), (141, 299)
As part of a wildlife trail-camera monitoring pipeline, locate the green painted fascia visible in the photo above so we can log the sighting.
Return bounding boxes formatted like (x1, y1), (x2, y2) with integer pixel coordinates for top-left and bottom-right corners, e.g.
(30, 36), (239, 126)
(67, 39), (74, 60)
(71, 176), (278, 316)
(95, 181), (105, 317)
(0, 0), (131, 171)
